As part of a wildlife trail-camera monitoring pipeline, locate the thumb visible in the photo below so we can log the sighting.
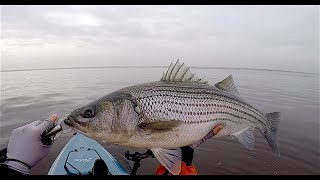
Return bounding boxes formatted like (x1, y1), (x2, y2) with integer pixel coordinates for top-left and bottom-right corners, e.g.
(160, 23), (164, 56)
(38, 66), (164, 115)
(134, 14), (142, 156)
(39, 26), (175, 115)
(213, 124), (224, 135)
(36, 114), (58, 131)
(49, 114), (58, 124)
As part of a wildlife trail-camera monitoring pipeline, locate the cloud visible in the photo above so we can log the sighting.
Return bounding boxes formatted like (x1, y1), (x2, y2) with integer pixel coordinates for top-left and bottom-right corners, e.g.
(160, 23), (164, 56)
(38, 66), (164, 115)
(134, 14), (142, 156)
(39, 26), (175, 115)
(1, 5), (319, 73)
(44, 12), (101, 27)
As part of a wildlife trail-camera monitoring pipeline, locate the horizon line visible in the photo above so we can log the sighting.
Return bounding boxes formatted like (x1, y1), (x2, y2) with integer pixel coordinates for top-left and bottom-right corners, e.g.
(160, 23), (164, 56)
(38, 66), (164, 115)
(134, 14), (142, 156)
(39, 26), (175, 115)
(1, 66), (318, 75)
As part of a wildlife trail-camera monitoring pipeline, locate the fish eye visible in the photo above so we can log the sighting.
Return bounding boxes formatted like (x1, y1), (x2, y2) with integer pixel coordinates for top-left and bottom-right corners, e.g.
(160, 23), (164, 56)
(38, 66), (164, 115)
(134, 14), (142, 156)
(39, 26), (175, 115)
(83, 108), (94, 118)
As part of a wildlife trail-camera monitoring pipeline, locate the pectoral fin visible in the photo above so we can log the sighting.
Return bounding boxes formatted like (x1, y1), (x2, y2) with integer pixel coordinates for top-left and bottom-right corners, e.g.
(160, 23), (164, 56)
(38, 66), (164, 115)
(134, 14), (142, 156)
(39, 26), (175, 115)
(138, 121), (181, 132)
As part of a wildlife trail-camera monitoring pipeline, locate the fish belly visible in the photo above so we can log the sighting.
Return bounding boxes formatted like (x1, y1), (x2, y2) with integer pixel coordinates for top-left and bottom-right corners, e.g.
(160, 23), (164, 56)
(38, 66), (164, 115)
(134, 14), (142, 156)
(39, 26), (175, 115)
(123, 122), (218, 149)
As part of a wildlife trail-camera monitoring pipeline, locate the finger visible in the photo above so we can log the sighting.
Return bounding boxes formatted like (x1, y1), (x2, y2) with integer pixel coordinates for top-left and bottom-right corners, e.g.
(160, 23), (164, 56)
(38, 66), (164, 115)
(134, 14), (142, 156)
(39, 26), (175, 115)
(35, 114), (58, 131)
(49, 114), (58, 124)
(213, 124), (224, 135)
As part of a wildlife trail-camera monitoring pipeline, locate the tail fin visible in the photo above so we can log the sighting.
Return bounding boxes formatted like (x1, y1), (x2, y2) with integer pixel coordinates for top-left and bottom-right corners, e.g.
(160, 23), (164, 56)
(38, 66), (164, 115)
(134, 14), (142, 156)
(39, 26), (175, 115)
(264, 112), (281, 156)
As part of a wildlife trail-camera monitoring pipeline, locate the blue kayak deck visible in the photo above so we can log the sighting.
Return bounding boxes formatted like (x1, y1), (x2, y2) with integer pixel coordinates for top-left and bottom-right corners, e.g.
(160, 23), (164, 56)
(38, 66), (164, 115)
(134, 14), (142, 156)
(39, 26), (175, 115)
(48, 133), (129, 175)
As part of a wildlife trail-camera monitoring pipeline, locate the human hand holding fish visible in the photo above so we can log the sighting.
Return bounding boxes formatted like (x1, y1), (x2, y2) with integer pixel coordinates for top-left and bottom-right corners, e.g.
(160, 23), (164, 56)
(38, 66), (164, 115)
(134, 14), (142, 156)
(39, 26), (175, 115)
(4, 114), (59, 174)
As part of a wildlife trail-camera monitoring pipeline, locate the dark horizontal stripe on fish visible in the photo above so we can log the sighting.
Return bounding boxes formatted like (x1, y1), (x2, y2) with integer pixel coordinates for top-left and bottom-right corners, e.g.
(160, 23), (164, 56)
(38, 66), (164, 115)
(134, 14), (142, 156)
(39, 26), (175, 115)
(149, 98), (257, 118)
(143, 84), (246, 103)
(138, 93), (266, 125)
(156, 99), (262, 123)
(142, 84), (266, 118)
(147, 105), (255, 124)
(148, 116), (240, 124)
(182, 118), (241, 124)
(139, 94), (265, 125)
(141, 86), (265, 120)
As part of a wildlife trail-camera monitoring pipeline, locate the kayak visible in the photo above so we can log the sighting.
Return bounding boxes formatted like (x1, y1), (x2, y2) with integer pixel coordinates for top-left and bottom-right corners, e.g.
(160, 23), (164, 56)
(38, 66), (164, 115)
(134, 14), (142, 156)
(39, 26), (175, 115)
(48, 132), (129, 175)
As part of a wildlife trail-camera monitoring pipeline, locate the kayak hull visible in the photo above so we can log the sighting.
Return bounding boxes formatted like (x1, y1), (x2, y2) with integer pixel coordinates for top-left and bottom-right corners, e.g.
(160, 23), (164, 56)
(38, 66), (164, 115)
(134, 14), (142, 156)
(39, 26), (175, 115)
(48, 133), (129, 175)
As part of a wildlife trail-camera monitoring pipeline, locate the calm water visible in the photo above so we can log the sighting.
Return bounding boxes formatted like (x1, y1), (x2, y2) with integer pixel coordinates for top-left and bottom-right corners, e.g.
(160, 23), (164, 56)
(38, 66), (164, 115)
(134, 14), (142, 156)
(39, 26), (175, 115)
(0, 67), (319, 175)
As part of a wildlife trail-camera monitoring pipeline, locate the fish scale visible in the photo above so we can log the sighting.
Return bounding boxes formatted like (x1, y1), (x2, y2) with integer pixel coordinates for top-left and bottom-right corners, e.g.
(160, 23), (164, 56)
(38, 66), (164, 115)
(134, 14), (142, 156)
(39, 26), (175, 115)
(127, 82), (266, 126)
(137, 84), (267, 122)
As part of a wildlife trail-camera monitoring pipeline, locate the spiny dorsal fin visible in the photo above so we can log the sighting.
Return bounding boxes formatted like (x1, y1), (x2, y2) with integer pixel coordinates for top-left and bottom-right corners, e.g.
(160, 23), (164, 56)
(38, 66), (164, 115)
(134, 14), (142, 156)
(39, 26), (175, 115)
(161, 60), (208, 84)
(215, 75), (239, 95)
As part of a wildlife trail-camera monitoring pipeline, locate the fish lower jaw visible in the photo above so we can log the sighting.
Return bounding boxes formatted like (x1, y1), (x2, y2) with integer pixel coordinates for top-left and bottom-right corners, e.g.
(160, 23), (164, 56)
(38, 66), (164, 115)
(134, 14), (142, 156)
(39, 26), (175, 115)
(65, 116), (88, 133)
(73, 123), (88, 133)
(71, 126), (87, 134)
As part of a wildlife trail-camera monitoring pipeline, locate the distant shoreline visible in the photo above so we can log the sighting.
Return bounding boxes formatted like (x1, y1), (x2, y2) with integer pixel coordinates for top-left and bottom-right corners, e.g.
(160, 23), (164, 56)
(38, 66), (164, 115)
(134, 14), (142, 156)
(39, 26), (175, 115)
(1, 66), (318, 75)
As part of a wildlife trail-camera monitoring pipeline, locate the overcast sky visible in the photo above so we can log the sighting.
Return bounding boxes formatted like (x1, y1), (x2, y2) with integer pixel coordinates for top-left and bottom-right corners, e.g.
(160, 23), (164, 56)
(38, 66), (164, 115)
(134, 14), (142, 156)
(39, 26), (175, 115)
(1, 5), (319, 73)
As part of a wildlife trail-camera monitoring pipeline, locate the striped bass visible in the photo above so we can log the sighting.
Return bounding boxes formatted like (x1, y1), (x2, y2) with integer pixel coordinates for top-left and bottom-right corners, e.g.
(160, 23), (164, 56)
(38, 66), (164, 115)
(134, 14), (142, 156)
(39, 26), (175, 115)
(64, 60), (280, 175)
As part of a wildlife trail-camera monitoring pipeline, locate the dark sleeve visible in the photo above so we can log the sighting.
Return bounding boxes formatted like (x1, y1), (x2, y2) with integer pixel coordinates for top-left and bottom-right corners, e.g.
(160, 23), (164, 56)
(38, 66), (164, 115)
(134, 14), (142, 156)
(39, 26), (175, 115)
(181, 146), (194, 166)
(0, 164), (25, 175)
(0, 148), (25, 175)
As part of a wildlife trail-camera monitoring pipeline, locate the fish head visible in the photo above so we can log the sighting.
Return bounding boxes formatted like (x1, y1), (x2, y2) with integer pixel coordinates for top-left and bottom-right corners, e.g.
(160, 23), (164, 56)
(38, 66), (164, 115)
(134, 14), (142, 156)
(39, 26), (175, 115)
(64, 92), (139, 143)
(64, 99), (116, 140)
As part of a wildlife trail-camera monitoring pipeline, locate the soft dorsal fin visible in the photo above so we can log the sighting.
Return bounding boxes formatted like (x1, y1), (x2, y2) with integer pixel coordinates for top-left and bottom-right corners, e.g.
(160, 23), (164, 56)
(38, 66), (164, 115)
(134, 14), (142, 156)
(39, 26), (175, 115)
(215, 75), (239, 95)
(161, 60), (208, 84)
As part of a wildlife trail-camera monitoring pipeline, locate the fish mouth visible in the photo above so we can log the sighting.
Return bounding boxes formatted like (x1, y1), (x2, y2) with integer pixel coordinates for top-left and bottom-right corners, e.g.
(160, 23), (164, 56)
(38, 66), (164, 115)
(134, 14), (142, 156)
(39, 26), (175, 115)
(64, 116), (88, 133)
(64, 117), (74, 127)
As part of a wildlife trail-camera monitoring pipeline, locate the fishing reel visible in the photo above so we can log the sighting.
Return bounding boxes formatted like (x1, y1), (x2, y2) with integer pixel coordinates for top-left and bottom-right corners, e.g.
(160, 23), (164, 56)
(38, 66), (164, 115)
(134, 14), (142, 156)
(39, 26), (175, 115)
(124, 149), (155, 175)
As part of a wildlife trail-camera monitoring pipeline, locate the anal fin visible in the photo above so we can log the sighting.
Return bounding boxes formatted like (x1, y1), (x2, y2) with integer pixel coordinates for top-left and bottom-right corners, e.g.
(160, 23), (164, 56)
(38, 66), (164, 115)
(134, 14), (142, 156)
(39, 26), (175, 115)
(151, 148), (182, 175)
